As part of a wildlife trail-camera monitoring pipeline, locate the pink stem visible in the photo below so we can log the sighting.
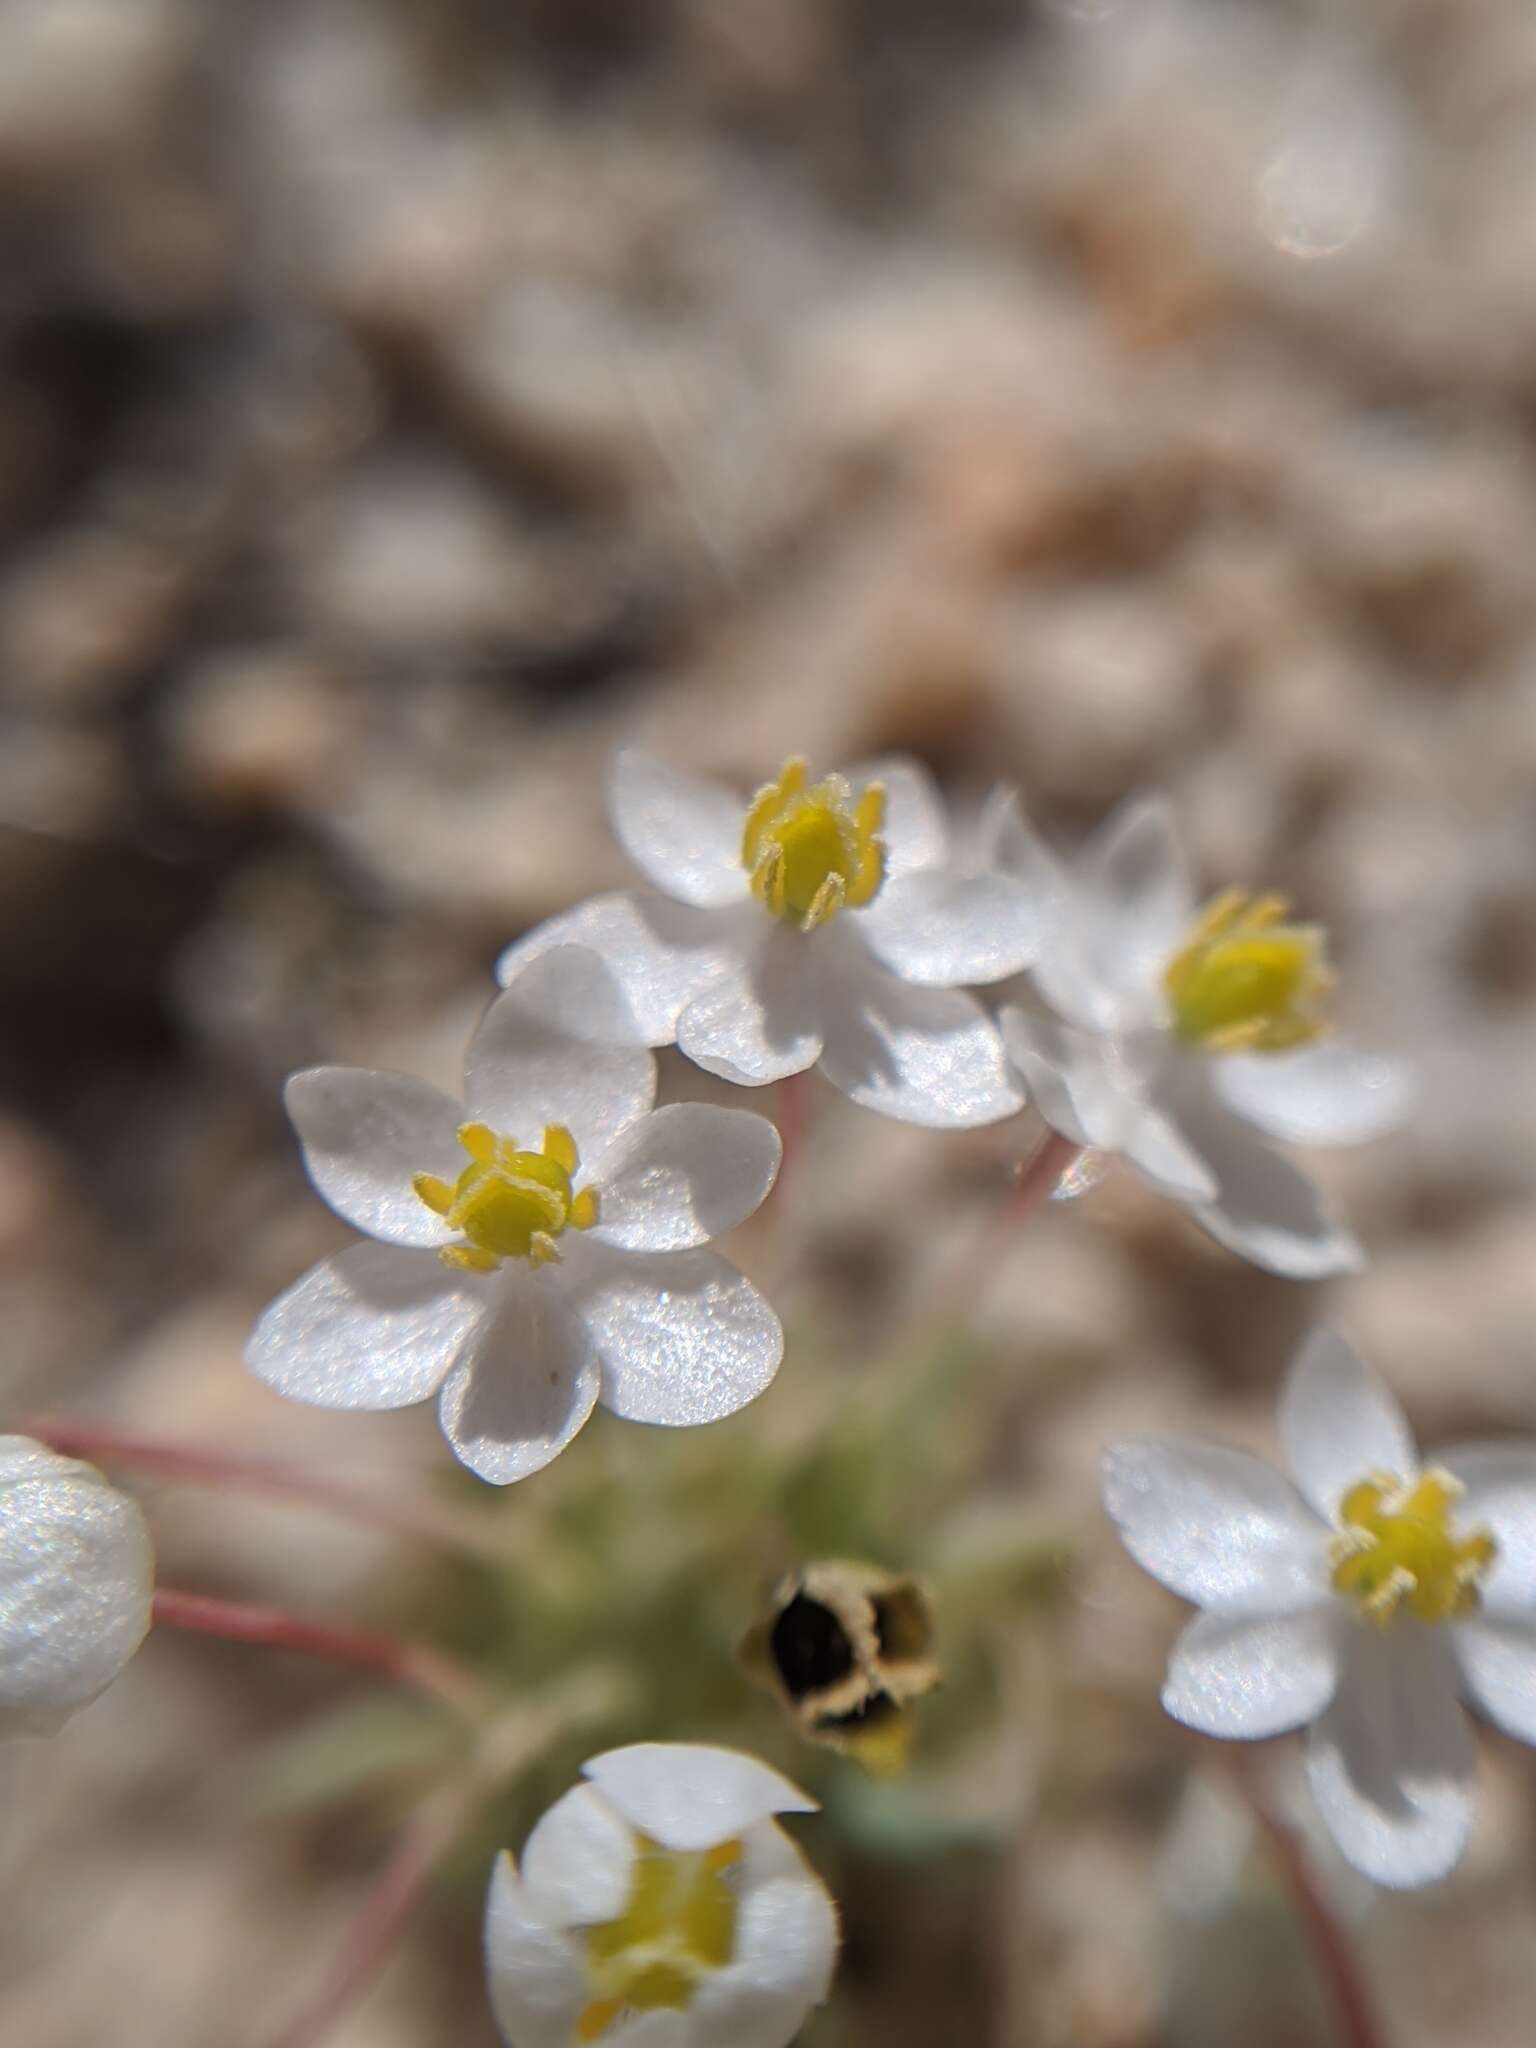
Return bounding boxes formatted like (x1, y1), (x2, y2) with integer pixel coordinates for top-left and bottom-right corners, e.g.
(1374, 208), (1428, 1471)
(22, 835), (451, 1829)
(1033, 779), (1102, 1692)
(152, 1588), (487, 1720)
(1229, 1753), (1389, 2048)
(264, 1775), (480, 2048)
(774, 1068), (813, 1203)
(924, 1128), (1083, 1337)
(23, 1418), (503, 1561)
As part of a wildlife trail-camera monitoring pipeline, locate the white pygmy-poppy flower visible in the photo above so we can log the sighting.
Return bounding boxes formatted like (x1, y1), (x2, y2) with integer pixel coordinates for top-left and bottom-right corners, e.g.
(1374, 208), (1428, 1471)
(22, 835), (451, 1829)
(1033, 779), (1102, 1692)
(994, 792), (1412, 1276)
(0, 1437), (154, 1736)
(484, 1743), (838, 2048)
(495, 749), (1047, 1128)
(245, 947), (785, 1485)
(1103, 1329), (1536, 1888)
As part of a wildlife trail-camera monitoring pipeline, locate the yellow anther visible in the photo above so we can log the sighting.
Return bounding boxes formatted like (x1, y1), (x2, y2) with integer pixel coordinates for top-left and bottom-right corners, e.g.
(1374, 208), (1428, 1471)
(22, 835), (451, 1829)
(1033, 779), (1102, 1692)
(741, 756), (887, 930)
(1329, 1467), (1497, 1627)
(1163, 889), (1333, 1054)
(579, 1831), (743, 2035)
(415, 1122), (599, 1272)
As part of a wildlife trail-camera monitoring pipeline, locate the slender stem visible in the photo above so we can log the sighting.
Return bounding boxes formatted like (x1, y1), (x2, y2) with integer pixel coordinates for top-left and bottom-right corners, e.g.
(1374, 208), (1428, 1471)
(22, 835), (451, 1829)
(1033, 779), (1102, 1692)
(774, 1068), (813, 1201)
(264, 1772), (481, 2048)
(23, 1418), (504, 1561)
(152, 1588), (488, 1721)
(923, 1128), (1084, 1338)
(1228, 1752), (1389, 2048)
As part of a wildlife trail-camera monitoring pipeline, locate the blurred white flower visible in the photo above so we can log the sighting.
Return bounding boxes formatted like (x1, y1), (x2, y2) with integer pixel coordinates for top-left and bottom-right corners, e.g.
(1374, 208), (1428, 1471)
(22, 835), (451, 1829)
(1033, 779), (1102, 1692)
(1, 1436), (153, 1736)
(994, 792), (1412, 1276)
(496, 749), (1045, 1128)
(484, 1742), (838, 2048)
(1103, 1328), (1536, 1888)
(246, 947), (785, 1485)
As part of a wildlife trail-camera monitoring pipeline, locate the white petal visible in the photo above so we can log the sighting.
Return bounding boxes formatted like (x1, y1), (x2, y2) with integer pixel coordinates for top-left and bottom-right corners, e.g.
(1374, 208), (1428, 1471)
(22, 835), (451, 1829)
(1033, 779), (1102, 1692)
(245, 1243), (485, 1410)
(582, 1745), (817, 1852)
(1214, 1043), (1415, 1148)
(586, 1105), (781, 1253)
(677, 929), (820, 1088)
(1122, 1105), (1220, 1203)
(1454, 1617), (1536, 1747)
(1076, 792), (1195, 1012)
(496, 893), (749, 1049)
(484, 1852), (590, 2048)
(855, 868), (1045, 987)
(518, 1782), (638, 1928)
(977, 786), (1067, 905)
(0, 1442), (154, 1736)
(818, 940), (1023, 1128)
(1436, 1446), (1536, 1617)
(284, 1068), (464, 1248)
(571, 1246), (783, 1426)
(608, 750), (751, 908)
(1161, 1067), (1362, 1279)
(437, 1275), (600, 1485)
(841, 755), (948, 876)
(690, 1822), (838, 2048)
(999, 1006), (1136, 1150)
(1306, 1625), (1476, 1889)
(1279, 1329), (1419, 1523)
(468, 954), (656, 1161)
(1162, 1607), (1340, 1739)
(1101, 1440), (1327, 1613)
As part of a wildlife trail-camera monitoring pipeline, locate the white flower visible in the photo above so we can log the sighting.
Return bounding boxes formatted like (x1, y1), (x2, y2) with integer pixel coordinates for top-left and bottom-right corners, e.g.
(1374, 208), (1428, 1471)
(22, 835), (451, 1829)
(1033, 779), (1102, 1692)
(495, 749), (1046, 1129)
(1103, 1328), (1536, 1888)
(1, 1436), (154, 1736)
(994, 792), (1412, 1276)
(484, 1742), (838, 2048)
(246, 947), (785, 1485)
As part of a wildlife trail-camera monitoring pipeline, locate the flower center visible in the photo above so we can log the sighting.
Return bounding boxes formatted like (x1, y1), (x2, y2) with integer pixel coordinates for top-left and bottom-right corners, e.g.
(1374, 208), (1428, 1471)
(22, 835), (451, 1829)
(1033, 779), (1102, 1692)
(741, 756), (886, 930)
(577, 1833), (742, 2041)
(1162, 889), (1333, 1053)
(412, 1122), (599, 1273)
(1329, 1467), (1497, 1626)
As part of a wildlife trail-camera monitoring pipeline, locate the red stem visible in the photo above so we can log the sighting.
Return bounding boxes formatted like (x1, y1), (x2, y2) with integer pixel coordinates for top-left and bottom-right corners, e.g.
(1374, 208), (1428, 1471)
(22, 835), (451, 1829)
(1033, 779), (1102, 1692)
(263, 1774), (479, 2048)
(924, 1128), (1083, 1337)
(1229, 1753), (1389, 2048)
(152, 1588), (487, 1720)
(23, 1418), (503, 1561)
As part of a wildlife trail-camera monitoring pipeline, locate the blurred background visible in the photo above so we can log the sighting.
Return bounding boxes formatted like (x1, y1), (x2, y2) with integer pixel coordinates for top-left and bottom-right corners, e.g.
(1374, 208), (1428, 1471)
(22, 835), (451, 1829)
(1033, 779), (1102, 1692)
(2, 0), (1535, 2042)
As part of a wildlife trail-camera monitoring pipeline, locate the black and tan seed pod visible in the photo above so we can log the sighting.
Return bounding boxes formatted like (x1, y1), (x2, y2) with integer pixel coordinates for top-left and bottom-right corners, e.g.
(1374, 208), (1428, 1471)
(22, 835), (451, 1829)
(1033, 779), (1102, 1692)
(739, 1560), (941, 1776)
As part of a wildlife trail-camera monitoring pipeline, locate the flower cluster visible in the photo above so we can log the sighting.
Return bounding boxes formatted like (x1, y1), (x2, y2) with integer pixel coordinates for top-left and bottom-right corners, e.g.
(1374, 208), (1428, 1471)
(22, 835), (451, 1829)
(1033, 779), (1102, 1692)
(8, 737), (1527, 2048)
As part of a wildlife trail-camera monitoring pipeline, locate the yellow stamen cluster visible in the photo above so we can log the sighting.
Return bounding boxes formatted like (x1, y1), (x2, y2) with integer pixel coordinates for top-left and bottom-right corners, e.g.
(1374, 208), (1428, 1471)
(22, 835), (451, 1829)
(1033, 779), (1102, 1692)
(413, 1122), (599, 1273)
(1163, 889), (1333, 1054)
(1329, 1468), (1497, 1627)
(577, 1834), (742, 2041)
(741, 757), (886, 931)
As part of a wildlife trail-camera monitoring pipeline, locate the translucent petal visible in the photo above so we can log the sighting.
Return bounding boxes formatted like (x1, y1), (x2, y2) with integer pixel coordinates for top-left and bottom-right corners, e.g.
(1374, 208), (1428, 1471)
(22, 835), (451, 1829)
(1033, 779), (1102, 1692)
(570, 1245), (783, 1426)
(1162, 1606), (1340, 1739)
(1101, 1440), (1328, 1613)
(484, 1853), (590, 2048)
(586, 1105), (781, 1252)
(245, 1243), (486, 1410)
(856, 867), (1045, 987)
(677, 929), (821, 1088)
(468, 955), (657, 1160)
(1122, 1105), (1220, 1203)
(1214, 1043), (1415, 1147)
(1076, 792), (1196, 1009)
(608, 750), (751, 908)
(284, 1067), (464, 1248)
(437, 1275), (600, 1485)
(976, 785), (1067, 906)
(495, 893), (749, 1049)
(582, 1744), (817, 1851)
(1279, 1329), (1419, 1523)
(1305, 1625), (1476, 1889)
(1453, 1617), (1536, 1746)
(999, 1006), (1136, 1150)
(0, 1441), (153, 1736)
(818, 939), (1024, 1128)
(518, 1782), (638, 1928)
